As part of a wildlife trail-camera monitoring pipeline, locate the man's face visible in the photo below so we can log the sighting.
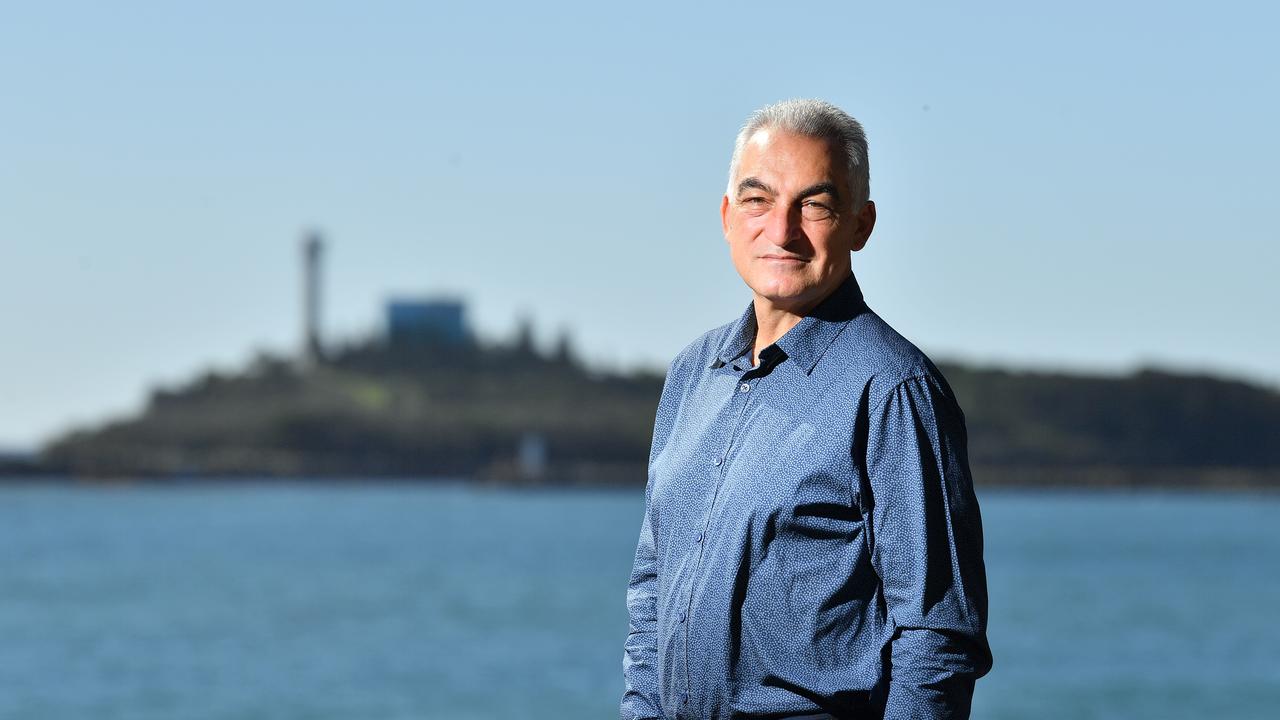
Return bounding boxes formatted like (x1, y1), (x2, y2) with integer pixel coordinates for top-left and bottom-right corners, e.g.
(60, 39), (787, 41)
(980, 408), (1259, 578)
(721, 128), (876, 314)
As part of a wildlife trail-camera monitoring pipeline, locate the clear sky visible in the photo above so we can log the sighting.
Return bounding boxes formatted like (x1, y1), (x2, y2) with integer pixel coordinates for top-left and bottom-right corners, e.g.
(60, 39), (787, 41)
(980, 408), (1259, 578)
(2, 1), (1276, 449)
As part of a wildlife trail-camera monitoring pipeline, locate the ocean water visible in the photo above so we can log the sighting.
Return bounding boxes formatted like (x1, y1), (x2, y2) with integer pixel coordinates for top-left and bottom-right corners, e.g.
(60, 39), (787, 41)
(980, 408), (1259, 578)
(0, 482), (1276, 719)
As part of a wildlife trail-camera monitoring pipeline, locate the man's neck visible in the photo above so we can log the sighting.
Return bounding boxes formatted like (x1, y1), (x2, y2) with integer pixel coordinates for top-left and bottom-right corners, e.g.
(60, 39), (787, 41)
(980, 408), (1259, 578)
(749, 299), (810, 367)
(747, 299), (793, 363)
(749, 274), (851, 366)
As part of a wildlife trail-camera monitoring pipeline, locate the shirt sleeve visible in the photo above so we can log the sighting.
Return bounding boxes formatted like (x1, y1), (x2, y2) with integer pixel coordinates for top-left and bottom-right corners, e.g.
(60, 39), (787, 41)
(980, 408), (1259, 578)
(621, 496), (663, 720)
(621, 364), (681, 720)
(866, 374), (993, 720)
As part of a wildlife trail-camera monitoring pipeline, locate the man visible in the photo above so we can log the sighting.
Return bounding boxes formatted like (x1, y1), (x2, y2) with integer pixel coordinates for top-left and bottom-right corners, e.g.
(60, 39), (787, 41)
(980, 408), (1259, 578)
(621, 99), (992, 720)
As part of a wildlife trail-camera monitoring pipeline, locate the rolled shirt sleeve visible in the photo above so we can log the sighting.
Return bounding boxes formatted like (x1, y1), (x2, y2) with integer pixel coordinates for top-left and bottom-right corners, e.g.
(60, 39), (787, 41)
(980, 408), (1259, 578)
(866, 374), (993, 719)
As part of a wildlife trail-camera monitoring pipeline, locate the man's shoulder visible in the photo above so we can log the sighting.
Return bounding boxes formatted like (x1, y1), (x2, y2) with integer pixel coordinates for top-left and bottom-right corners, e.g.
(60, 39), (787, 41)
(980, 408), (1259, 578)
(836, 307), (955, 404)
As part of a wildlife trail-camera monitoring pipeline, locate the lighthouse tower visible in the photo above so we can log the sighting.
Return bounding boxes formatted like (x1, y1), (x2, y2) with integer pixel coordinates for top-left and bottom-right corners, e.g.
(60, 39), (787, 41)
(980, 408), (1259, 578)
(302, 230), (325, 364)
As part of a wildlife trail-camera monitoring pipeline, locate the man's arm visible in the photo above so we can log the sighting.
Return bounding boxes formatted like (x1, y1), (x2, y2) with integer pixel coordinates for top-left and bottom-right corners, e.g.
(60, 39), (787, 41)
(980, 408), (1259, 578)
(866, 374), (993, 720)
(621, 497), (663, 720)
(622, 362), (684, 720)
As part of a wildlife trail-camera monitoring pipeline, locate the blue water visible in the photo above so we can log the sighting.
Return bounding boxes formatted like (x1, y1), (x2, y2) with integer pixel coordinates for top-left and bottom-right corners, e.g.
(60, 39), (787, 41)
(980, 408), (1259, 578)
(0, 483), (1277, 719)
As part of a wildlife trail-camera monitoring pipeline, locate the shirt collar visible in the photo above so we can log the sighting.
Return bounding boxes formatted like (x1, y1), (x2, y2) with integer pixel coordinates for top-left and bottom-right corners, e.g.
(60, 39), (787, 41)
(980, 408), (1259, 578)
(709, 272), (867, 376)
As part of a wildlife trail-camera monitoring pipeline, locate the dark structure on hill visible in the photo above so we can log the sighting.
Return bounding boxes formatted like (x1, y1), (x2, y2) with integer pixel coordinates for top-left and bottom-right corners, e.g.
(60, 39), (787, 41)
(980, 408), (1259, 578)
(35, 341), (1280, 487)
(940, 365), (1280, 488)
(41, 326), (657, 483)
(386, 298), (469, 349)
(25, 233), (1280, 487)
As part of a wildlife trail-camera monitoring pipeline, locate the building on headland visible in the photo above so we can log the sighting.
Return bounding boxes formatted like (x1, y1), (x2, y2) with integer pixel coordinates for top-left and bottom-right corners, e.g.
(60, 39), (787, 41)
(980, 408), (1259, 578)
(386, 298), (471, 349)
(297, 231), (475, 363)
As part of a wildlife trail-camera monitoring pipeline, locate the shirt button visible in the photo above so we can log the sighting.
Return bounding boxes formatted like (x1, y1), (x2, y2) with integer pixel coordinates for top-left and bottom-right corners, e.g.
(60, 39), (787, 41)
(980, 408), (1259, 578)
(739, 382), (751, 393)
(679, 610), (687, 623)
(712, 456), (723, 466)
(682, 691), (689, 704)
(695, 530), (703, 544)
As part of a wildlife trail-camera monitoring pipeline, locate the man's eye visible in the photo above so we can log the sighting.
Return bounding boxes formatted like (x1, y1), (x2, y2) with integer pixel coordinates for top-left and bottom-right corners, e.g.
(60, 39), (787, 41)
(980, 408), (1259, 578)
(739, 196), (770, 214)
(800, 201), (834, 221)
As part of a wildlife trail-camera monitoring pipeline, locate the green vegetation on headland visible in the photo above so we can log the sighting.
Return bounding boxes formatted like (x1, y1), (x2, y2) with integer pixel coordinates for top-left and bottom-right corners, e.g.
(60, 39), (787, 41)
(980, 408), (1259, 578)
(19, 337), (1280, 488)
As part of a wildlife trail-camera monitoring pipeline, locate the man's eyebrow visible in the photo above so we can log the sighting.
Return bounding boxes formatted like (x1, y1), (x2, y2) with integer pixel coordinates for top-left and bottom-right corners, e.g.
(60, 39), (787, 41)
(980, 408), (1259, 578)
(796, 182), (841, 202)
(735, 177), (774, 196)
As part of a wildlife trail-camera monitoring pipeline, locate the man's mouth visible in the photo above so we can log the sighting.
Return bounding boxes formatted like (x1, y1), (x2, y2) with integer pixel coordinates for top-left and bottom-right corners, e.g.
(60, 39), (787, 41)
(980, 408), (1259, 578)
(760, 254), (807, 263)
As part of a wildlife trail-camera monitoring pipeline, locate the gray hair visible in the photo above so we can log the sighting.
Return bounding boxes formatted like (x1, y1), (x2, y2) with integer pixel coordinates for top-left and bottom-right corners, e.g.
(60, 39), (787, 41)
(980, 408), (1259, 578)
(726, 99), (871, 209)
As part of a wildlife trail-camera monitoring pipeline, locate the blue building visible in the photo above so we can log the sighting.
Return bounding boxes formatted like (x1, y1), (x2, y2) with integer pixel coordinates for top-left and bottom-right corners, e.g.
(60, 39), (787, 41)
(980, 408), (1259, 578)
(386, 298), (470, 349)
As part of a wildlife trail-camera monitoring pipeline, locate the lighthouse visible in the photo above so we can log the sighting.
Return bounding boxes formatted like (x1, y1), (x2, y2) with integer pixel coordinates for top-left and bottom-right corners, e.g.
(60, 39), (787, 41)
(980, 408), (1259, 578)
(302, 230), (325, 364)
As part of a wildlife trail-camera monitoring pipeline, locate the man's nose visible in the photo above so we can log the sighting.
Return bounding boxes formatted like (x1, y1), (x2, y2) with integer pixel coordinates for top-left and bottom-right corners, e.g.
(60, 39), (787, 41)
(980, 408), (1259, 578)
(763, 203), (804, 247)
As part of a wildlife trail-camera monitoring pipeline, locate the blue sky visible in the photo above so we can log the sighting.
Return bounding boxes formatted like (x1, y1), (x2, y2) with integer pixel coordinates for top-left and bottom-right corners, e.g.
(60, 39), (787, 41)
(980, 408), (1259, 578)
(2, 1), (1276, 448)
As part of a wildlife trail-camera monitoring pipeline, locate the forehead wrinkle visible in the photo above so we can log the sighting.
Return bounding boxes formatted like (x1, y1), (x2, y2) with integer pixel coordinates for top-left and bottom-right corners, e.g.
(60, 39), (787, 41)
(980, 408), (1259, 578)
(736, 131), (845, 196)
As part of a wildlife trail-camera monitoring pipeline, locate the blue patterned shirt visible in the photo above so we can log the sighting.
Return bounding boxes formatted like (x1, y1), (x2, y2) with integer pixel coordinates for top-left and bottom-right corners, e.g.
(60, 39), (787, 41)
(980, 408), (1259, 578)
(622, 273), (991, 719)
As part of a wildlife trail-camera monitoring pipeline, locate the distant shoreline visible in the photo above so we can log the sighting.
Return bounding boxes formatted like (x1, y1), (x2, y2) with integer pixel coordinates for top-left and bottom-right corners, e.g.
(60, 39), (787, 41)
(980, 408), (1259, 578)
(4, 464), (1277, 492)
(973, 465), (1280, 491)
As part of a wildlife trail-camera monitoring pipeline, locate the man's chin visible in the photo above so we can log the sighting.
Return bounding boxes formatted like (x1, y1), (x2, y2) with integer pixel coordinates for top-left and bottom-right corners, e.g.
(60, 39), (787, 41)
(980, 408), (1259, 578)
(746, 272), (849, 313)
(749, 283), (822, 309)
(749, 272), (810, 296)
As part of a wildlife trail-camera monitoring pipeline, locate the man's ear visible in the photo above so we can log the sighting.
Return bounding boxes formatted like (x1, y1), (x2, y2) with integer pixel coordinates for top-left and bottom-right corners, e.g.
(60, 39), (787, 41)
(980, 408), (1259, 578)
(720, 194), (731, 239)
(850, 200), (876, 252)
